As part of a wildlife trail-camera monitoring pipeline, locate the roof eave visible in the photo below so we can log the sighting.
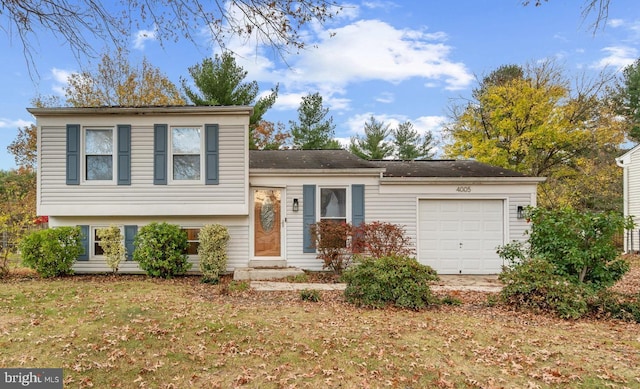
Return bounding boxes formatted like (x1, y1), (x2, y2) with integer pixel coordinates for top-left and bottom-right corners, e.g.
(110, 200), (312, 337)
(27, 106), (254, 116)
(379, 176), (547, 184)
(250, 168), (386, 176)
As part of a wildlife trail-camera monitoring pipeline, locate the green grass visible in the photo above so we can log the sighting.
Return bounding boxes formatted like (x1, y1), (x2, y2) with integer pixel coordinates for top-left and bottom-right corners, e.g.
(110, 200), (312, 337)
(0, 275), (639, 388)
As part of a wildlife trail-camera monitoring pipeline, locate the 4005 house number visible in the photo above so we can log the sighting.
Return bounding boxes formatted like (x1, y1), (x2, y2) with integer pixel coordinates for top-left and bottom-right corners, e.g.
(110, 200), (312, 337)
(456, 186), (471, 193)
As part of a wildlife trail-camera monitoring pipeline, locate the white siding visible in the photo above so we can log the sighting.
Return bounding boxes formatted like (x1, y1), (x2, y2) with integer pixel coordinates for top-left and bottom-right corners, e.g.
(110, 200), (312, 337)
(37, 113), (249, 216)
(49, 216), (250, 274)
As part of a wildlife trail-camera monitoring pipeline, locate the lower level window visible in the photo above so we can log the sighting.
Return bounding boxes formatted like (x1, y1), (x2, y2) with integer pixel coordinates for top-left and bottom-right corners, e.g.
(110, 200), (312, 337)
(183, 228), (200, 255)
(320, 188), (347, 224)
(93, 226), (124, 257)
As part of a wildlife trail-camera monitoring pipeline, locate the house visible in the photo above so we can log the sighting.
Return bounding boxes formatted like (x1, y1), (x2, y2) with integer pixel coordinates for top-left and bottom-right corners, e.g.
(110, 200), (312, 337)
(30, 106), (544, 275)
(616, 145), (640, 252)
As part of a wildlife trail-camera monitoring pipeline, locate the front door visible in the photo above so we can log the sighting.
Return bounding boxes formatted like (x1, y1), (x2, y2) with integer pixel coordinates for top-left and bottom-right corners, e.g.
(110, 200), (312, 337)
(253, 188), (282, 258)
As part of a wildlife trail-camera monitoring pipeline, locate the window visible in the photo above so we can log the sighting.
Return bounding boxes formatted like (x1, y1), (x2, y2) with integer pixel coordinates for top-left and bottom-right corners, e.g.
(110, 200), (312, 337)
(183, 228), (200, 255)
(320, 188), (347, 224)
(92, 226), (124, 257)
(85, 129), (114, 181)
(171, 127), (201, 181)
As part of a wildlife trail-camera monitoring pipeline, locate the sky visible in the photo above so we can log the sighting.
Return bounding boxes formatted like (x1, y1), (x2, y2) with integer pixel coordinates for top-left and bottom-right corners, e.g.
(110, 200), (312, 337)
(1, 0), (639, 171)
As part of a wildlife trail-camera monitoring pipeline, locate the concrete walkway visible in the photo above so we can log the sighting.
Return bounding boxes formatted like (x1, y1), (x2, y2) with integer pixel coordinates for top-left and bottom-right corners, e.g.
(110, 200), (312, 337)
(250, 275), (502, 293)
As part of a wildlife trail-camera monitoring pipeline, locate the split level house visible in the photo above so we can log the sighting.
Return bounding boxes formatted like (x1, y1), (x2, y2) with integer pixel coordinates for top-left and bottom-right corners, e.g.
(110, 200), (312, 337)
(30, 106), (544, 275)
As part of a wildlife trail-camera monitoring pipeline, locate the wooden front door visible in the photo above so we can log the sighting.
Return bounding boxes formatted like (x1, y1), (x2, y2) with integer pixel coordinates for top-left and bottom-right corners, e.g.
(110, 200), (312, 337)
(253, 189), (282, 257)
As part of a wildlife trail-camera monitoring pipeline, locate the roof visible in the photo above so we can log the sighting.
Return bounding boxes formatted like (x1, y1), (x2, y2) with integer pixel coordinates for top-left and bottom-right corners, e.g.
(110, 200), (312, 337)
(250, 150), (534, 179)
(370, 160), (528, 178)
(27, 105), (254, 116)
(249, 149), (380, 170)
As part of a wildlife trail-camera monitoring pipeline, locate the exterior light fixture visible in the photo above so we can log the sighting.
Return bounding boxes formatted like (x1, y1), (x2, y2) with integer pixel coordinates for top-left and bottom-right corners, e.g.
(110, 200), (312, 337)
(293, 198), (299, 212)
(517, 206), (524, 219)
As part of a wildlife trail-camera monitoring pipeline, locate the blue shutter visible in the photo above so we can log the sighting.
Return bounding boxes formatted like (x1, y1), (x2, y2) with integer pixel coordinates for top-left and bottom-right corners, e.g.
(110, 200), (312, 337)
(205, 124), (219, 185)
(124, 225), (137, 261)
(78, 225), (89, 261)
(303, 185), (316, 253)
(352, 184), (365, 227)
(154, 124), (167, 185)
(66, 124), (80, 185)
(117, 125), (131, 185)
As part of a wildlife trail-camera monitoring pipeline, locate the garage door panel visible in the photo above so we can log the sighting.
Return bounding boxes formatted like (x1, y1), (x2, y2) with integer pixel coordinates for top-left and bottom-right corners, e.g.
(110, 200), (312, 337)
(418, 199), (504, 274)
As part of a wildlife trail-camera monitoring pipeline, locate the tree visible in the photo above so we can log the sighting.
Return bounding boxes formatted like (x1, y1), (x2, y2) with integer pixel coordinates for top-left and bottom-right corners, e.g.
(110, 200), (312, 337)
(393, 121), (436, 160)
(612, 58), (640, 142)
(2, 0), (341, 74)
(7, 124), (37, 170)
(65, 48), (185, 107)
(349, 116), (393, 160)
(290, 92), (340, 149)
(253, 120), (291, 150)
(0, 169), (37, 277)
(444, 60), (624, 209)
(181, 53), (278, 148)
(523, 0), (611, 31)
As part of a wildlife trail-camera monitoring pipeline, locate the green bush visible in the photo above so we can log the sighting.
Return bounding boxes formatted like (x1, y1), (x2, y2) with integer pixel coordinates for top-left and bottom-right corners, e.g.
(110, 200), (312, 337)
(19, 226), (83, 277)
(588, 290), (640, 323)
(499, 257), (589, 319)
(525, 207), (632, 289)
(198, 224), (230, 283)
(96, 225), (126, 273)
(342, 255), (439, 310)
(133, 222), (191, 278)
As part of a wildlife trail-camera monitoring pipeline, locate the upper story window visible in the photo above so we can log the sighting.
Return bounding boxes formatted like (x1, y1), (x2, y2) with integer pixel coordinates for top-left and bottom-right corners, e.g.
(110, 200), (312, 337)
(85, 128), (114, 181)
(320, 188), (348, 224)
(171, 127), (201, 181)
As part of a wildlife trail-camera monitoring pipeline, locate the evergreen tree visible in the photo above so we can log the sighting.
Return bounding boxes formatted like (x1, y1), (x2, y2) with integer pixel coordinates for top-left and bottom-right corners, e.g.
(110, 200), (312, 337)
(181, 52), (278, 148)
(393, 121), (436, 160)
(349, 116), (393, 159)
(290, 92), (339, 149)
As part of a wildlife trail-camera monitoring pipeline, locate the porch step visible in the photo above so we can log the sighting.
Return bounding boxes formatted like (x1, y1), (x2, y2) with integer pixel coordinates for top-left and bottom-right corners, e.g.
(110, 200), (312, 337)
(248, 259), (287, 268)
(233, 267), (305, 281)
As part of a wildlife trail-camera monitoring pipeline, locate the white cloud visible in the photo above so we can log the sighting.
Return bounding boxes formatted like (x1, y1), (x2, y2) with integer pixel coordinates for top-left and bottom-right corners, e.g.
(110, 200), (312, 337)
(375, 92), (394, 103)
(591, 46), (638, 70)
(50, 68), (73, 96)
(608, 18), (625, 28)
(133, 28), (157, 50)
(0, 118), (32, 129)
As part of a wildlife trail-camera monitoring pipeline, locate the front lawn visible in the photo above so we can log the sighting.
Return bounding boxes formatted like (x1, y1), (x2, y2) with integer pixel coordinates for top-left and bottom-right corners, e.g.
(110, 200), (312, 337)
(1, 272), (639, 388)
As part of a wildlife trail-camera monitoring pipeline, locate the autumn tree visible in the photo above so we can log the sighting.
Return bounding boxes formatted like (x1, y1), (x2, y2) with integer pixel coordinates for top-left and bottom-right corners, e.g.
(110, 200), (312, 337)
(0, 169), (37, 277)
(253, 120), (291, 150)
(181, 53), (278, 148)
(65, 48), (185, 107)
(290, 92), (341, 149)
(444, 60), (624, 210)
(349, 116), (393, 160)
(7, 124), (37, 170)
(2, 0), (341, 74)
(393, 121), (436, 160)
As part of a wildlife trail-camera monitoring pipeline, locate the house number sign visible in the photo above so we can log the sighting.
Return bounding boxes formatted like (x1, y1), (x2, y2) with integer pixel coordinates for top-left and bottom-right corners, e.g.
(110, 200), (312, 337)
(456, 186), (471, 193)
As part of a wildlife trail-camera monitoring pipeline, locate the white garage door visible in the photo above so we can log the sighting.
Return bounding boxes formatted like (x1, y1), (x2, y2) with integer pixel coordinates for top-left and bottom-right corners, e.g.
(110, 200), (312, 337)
(418, 199), (504, 274)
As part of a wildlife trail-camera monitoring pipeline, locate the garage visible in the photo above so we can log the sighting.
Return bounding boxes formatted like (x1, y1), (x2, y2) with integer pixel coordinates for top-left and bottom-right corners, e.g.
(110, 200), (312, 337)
(418, 199), (505, 274)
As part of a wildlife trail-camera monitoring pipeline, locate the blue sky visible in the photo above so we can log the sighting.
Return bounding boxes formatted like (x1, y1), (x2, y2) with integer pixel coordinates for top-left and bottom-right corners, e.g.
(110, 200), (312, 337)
(1, 0), (639, 170)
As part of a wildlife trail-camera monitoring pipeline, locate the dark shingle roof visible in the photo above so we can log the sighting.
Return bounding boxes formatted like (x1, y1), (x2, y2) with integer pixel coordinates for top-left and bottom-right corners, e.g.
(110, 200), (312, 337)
(370, 160), (527, 178)
(249, 150), (529, 178)
(249, 150), (379, 170)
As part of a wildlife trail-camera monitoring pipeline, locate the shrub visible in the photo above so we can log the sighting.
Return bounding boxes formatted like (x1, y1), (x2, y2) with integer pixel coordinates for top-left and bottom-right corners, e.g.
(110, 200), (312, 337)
(588, 290), (640, 323)
(342, 255), (439, 310)
(525, 207), (632, 289)
(310, 220), (353, 274)
(300, 289), (321, 302)
(133, 222), (191, 278)
(352, 221), (414, 259)
(499, 257), (589, 319)
(19, 226), (83, 277)
(198, 224), (230, 283)
(96, 225), (126, 273)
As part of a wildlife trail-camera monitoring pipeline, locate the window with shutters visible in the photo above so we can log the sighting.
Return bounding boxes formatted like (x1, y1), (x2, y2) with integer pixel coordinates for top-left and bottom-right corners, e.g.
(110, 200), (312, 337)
(85, 128), (114, 181)
(319, 187), (348, 224)
(171, 127), (202, 182)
